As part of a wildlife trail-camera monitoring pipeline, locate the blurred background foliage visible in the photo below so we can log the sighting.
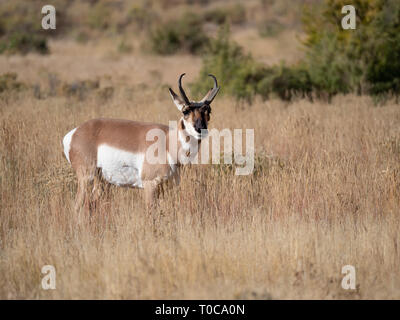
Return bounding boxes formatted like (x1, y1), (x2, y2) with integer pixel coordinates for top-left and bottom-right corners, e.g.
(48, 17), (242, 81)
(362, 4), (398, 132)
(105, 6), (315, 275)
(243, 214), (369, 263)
(301, 0), (400, 101)
(0, 0), (399, 102)
(150, 12), (209, 55)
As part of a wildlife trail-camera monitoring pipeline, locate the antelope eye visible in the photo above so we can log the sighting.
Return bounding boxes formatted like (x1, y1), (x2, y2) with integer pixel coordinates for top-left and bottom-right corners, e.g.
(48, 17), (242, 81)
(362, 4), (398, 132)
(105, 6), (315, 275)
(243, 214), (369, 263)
(203, 106), (211, 114)
(183, 109), (191, 116)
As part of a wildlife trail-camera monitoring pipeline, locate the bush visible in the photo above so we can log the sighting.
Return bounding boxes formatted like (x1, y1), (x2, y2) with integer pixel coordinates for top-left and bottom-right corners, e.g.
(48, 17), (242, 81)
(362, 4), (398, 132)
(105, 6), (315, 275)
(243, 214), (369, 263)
(0, 73), (26, 93)
(191, 24), (259, 102)
(304, 32), (351, 101)
(365, 0), (400, 98)
(0, 32), (48, 55)
(203, 4), (246, 25)
(87, 1), (111, 30)
(0, 1), (51, 55)
(271, 66), (313, 101)
(0, 0), (67, 38)
(255, 67), (278, 100)
(150, 13), (209, 55)
(125, 4), (158, 31)
(258, 19), (285, 37)
(192, 25), (313, 103)
(61, 79), (100, 100)
(302, 0), (400, 99)
(193, 0), (400, 103)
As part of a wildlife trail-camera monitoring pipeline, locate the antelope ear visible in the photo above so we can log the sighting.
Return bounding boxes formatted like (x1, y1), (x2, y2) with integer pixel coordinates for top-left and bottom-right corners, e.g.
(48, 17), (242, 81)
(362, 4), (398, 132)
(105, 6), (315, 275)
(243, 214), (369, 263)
(169, 88), (186, 112)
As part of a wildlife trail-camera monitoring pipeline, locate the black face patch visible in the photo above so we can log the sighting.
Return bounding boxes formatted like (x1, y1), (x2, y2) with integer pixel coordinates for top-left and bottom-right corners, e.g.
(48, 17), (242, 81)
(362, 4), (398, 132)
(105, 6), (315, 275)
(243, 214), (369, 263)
(183, 105), (211, 116)
(200, 105), (212, 114)
(182, 104), (212, 134)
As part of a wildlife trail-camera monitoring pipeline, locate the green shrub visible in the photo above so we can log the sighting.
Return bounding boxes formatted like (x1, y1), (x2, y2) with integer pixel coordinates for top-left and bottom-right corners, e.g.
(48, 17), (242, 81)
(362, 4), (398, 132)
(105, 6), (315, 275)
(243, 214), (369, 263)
(61, 79), (100, 100)
(150, 25), (180, 55)
(258, 19), (285, 37)
(0, 32), (48, 55)
(192, 24), (251, 101)
(0, 0), (67, 38)
(304, 32), (351, 101)
(0, 73), (26, 93)
(302, 0), (400, 100)
(0, 1), (50, 55)
(203, 8), (227, 25)
(255, 67), (279, 100)
(126, 4), (158, 31)
(271, 66), (313, 101)
(0, 2), (40, 35)
(193, 0), (400, 103)
(365, 0), (400, 98)
(87, 1), (111, 30)
(192, 24), (315, 103)
(150, 13), (209, 55)
(203, 4), (246, 25)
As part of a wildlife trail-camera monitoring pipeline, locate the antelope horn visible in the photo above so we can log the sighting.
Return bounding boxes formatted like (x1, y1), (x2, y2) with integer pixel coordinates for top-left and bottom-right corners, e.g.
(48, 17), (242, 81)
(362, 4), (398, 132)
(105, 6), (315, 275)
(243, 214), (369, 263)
(201, 74), (220, 104)
(178, 73), (190, 105)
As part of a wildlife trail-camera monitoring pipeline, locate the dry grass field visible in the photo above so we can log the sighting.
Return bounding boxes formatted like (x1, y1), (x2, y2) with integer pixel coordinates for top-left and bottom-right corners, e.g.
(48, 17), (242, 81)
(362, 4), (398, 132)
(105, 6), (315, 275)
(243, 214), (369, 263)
(1, 46), (400, 299)
(1, 0), (400, 300)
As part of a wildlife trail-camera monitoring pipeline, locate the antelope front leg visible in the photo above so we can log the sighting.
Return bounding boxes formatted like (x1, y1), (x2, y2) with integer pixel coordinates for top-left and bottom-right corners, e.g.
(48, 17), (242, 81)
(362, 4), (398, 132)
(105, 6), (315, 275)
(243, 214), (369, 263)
(143, 180), (159, 210)
(90, 172), (107, 213)
(74, 176), (91, 222)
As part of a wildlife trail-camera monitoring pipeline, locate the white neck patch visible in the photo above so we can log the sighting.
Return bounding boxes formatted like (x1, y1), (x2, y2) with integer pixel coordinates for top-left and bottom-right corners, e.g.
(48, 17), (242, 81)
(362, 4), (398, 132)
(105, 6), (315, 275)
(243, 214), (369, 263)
(178, 129), (197, 152)
(182, 118), (202, 140)
(178, 118), (201, 164)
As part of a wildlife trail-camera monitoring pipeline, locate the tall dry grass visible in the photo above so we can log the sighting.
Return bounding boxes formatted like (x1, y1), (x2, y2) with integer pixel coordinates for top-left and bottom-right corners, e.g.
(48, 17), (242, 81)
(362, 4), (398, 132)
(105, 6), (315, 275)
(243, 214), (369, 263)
(1, 82), (400, 298)
(0, 23), (399, 298)
(3, 0), (399, 301)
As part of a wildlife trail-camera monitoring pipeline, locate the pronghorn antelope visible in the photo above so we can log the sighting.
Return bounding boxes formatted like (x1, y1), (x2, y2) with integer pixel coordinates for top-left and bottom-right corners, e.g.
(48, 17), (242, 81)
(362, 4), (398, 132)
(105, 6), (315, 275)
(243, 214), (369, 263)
(63, 74), (219, 210)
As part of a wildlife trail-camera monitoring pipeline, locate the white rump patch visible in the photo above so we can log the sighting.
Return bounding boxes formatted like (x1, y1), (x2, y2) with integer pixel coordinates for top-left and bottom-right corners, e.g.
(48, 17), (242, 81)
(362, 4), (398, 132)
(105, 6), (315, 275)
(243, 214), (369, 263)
(97, 144), (145, 188)
(62, 128), (77, 163)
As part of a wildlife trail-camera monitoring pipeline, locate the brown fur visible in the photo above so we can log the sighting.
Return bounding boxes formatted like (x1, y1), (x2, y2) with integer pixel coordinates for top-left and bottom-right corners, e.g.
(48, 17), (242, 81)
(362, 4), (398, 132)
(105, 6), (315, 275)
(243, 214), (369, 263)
(68, 74), (217, 214)
(69, 113), (209, 213)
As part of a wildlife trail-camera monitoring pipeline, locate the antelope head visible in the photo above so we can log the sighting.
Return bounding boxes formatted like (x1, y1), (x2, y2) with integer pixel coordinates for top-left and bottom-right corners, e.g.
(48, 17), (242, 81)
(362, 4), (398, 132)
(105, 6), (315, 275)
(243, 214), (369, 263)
(169, 73), (219, 140)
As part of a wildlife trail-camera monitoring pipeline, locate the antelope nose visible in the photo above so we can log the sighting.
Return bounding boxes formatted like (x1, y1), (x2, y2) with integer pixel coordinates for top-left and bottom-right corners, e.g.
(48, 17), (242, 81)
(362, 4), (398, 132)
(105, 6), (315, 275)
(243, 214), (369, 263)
(194, 119), (206, 133)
